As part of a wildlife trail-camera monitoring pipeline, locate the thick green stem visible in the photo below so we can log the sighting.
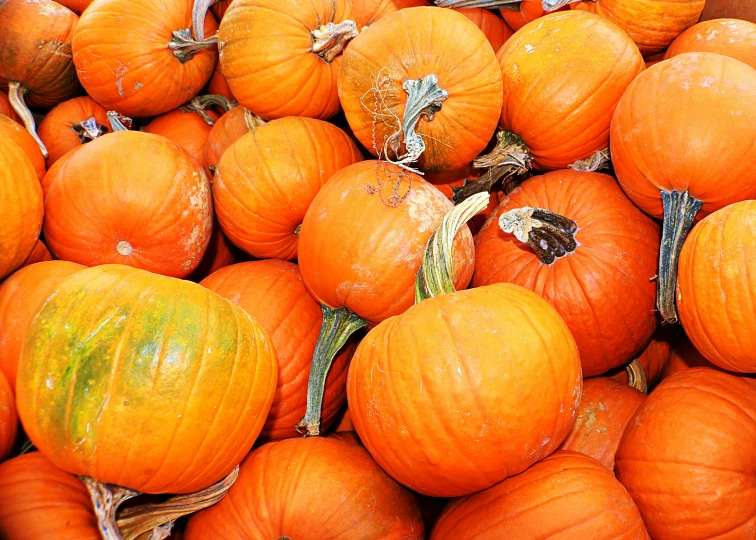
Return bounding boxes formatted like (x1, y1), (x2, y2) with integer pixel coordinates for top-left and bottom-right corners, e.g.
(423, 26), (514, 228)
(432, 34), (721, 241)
(179, 94), (238, 126)
(625, 359), (648, 394)
(72, 117), (108, 143)
(82, 478), (140, 540)
(434, 0), (522, 8)
(311, 21), (359, 63)
(658, 189), (702, 323)
(416, 193), (490, 303)
(8, 81), (48, 159)
(169, 29), (218, 64)
(297, 306), (367, 437)
(569, 148), (611, 172)
(498, 206), (577, 264)
(106, 111), (132, 132)
(192, 0), (218, 42)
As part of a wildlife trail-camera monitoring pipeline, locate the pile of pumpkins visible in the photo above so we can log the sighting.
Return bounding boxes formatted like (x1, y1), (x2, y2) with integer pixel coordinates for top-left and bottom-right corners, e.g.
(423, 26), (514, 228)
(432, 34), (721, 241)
(1, 0), (755, 537)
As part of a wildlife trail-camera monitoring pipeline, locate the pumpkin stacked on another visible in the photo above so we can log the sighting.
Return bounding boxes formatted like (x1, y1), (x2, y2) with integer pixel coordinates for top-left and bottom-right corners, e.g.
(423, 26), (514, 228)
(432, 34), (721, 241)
(37, 97), (110, 167)
(203, 106), (265, 173)
(664, 18), (756, 69)
(0, 115), (46, 181)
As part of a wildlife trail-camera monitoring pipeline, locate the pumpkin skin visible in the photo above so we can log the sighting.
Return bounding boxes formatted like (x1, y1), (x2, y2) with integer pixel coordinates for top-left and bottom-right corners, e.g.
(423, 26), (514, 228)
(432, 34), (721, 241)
(558, 378), (646, 471)
(497, 11), (644, 171)
(214, 117), (363, 260)
(20, 240), (53, 268)
(187, 222), (236, 282)
(56, 0), (94, 14)
(201, 261), (353, 441)
(610, 324), (682, 388)
(43, 131), (213, 278)
(349, 0), (397, 27)
(0, 261), (85, 393)
(500, 0), (566, 31)
(0, 370), (16, 462)
(0, 453), (99, 539)
(0, 138), (44, 281)
(145, 107), (220, 173)
(16, 264), (278, 494)
(37, 97), (110, 167)
(664, 19), (756, 69)
(338, 7), (503, 173)
(218, 0), (358, 120)
(206, 61), (236, 102)
(0, 115), (45, 180)
(185, 437), (424, 539)
(662, 337), (721, 379)
(299, 160), (475, 326)
(431, 451), (649, 539)
(72, 0), (218, 117)
(615, 368), (756, 539)
(0, 91), (20, 123)
(677, 200), (756, 373)
(474, 170), (660, 377)
(348, 283), (581, 497)
(456, 8), (513, 53)
(40, 146), (79, 201)
(203, 106), (255, 173)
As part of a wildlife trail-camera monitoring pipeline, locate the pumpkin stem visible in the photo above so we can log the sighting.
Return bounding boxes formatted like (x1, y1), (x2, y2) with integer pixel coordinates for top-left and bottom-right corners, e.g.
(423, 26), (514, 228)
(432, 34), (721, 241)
(434, 0), (522, 8)
(542, 0), (580, 11)
(568, 148), (611, 172)
(311, 21), (359, 63)
(7, 81), (48, 159)
(72, 117), (108, 143)
(18, 436), (34, 455)
(244, 108), (266, 131)
(416, 193), (490, 303)
(169, 28), (218, 64)
(116, 467), (239, 540)
(297, 306), (367, 437)
(191, 0), (219, 42)
(625, 359), (648, 394)
(658, 189), (702, 323)
(179, 94), (238, 126)
(106, 111), (133, 132)
(81, 477), (140, 540)
(498, 206), (578, 264)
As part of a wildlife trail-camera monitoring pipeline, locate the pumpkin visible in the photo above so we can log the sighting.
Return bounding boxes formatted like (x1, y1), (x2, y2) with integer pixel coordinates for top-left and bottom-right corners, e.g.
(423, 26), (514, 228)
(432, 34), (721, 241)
(0, 261), (85, 393)
(615, 369), (756, 538)
(0, 137), (44, 280)
(700, 0), (756, 22)
(37, 96), (110, 167)
(677, 200), (756, 373)
(20, 240), (53, 268)
(431, 451), (649, 539)
(349, 0), (398, 26)
(214, 117), (363, 260)
(218, 0), (358, 120)
(662, 337), (722, 379)
(474, 170), (660, 377)
(0, 114), (45, 180)
(665, 19), (756, 71)
(206, 61), (236, 102)
(0, 91), (20, 123)
(334, 408), (355, 432)
(201, 260), (354, 441)
(55, 0), (94, 14)
(186, 222), (236, 282)
(433, 0), (565, 32)
(185, 437), (424, 538)
(0, 453), (99, 539)
(0, 370), (16, 462)
(455, 8), (513, 52)
(394, 0), (431, 7)
(609, 324), (682, 389)
(558, 378), (646, 471)
(203, 106), (264, 174)
(611, 53), (756, 323)
(209, 0), (230, 19)
(43, 130), (213, 278)
(72, 0), (218, 117)
(338, 7), (502, 173)
(0, 0), (81, 158)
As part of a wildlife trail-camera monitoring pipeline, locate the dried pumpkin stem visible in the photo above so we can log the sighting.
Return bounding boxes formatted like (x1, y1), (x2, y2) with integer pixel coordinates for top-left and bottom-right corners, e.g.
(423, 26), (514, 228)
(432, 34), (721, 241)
(434, 0), (522, 8)
(569, 148), (611, 172)
(542, 0), (581, 11)
(82, 477), (141, 540)
(72, 117), (107, 143)
(191, 0), (218, 42)
(297, 306), (367, 437)
(106, 111), (132, 132)
(498, 207), (578, 264)
(179, 94), (238, 126)
(625, 359), (648, 394)
(169, 29), (218, 64)
(416, 193), (490, 303)
(7, 81), (48, 159)
(244, 108), (266, 131)
(311, 21), (359, 63)
(658, 189), (702, 323)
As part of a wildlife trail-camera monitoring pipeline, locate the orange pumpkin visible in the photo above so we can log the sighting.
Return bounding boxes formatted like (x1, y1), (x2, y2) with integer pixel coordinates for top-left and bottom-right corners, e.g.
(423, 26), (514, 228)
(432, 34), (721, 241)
(214, 117), (362, 260)
(210, 0), (230, 20)
(201, 261), (353, 441)
(0, 115), (45, 181)
(665, 18), (756, 71)
(334, 408), (355, 432)
(0, 92), (20, 124)
(43, 130), (213, 278)
(37, 97), (110, 167)
(0, 370), (16, 462)
(72, 0), (218, 117)
(615, 369), (756, 538)
(339, 7), (503, 173)
(662, 337), (722, 379)
(474, 170), (660, 377)
(20, 240), (53, 268)
(55, 0), (94, 14)
(0, 137), (44, 280)
(187, 222), (237, 282)
(206, 61), (236, 102)
(432, 451), (649, 539)
(203, 106), (264, 173)
(218, 0), (358, 120)
(455, 8), (513, 52)
(501, 0), (566, 31)
(394, 0), (430, 6)
(349, 0), (398, 26)
(611, 53), (756, 323)
(609, 324), (682, 389)
(185, 437), (424, 538)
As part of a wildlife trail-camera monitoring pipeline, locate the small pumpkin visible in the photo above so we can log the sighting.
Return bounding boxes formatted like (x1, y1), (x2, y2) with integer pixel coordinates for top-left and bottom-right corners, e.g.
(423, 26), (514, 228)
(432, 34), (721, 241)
(37, 96), (110, 167)
(609, 324), (683, 389)
(455, 8), (513, 52)
(431, 451), (649, 539)
(206, 61), (236, 102)
(55, 0), (94, 14)
(203, 106), (264, 174)
(665, 19), (756, 72)
(214, 117), (362, 260)
(0, 114), (46, 180)
(0, 370), (16, 462)
(0, 91), (20, 124)
(349, 0), (398, 26)
(20, 240), (53, 268)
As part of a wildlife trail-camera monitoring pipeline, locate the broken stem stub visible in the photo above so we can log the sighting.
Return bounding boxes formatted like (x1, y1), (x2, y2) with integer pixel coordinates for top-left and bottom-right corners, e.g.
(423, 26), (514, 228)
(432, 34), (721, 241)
(82, 477), (141, 540)
(625, 359), (648, 394)
(657, 189), (702, 323)
(297, 306), (367, 437)
(498, 206), (577, 264)
(73, 117), (108, 143)
(179, 94), (238, 125)
(8, 81), (48, 159)
(106, 111), (132, 132)
(169, 28), (218, 64)
(569, 148), (611, 173)
(434, 0), (523, 9)
(311, 21), (359, 63)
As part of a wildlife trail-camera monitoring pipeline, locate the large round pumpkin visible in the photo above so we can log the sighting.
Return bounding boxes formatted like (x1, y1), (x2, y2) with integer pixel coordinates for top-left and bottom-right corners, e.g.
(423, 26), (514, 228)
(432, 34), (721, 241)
(0, 261), (85, 393)
(474, 170), (660, 377)
(338, 7), (502, 173)
(214, 117), (363, 260)
(203, 106), (264, 173)
(43, 130), (213, 278)
(0, 370), (16, 462)
(72, 0), (218, 117)
(16, 264), (278, 494)
(201, 261), (353, 441)
(218, 0), (358, 120)
(431, 451), (649, 539)
(0, 114), (45, 181)
(615, 368), (756, 538)
(37, 97), (110, 167)
(664, 19), (756, 70)
(677, 200), (756, 373)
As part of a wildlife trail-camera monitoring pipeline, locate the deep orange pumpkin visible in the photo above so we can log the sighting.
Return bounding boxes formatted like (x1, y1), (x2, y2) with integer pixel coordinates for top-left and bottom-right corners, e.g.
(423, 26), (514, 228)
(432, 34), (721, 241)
(43, 130), (213, 278)
(20, 240), (53, 268)
(349, 0), (397, 26)
(0, 91), (20, 123)
(0, 370), (16, 462)
(662, 337), (722, 380)
(432, 451), (649, 539)
(615, 368), (756, 538)
(37, 96), (110, 167)
(455, 8), (513, 52)
(72, 0), (218, 117)
(201, 261), (353, 441)
(474, 170), (660, 377)
(611, 53), (756, 324)
(665, 19), (756, 69)
(184, 437), (424, 538)
(609, 324), (682, 389)
(55, 0), (94, 14)
(0, 114), (45, 181)
(214, 117), (362, 260)
(206, 61), (236, 102)
(203, 106), (264, 173)
(500, 0), (567, 31)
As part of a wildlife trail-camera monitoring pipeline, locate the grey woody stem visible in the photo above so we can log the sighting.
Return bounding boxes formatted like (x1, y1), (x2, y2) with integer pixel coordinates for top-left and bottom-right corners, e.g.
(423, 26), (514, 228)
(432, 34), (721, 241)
(107, 111), (132, 132)
(81, 477), (140, 540)
(498, 206), (578, 264)
(191, 0), (218, 42)
(311, 21), (359, 63)
(169, 29), (218, 64)
(7, 81), (48, 158)
(179, 94), (238, 126)
(541, 0), (580, 11)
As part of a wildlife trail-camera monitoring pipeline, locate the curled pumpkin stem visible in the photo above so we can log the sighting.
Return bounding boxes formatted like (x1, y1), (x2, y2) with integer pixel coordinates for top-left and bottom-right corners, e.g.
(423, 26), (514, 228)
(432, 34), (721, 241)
(7, 81), (48, 159)
(106, 111), (133, 132)
(191, 0), (218, 42)
(244, 108), (266, 131)
(169, 28), (218, 64)
(81, 477), (141, 540)
(569, 148), (611, 172)
(625, 359), (648, 394)
(434, 0), (522, 8)
(311, 21), (359, 63)
(498, 206), (577, 264)
(72, 117), (108, 143)
(416, 192), (490, 303)
(542, 0), (580, 11)
(179, 94), (238, 126)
